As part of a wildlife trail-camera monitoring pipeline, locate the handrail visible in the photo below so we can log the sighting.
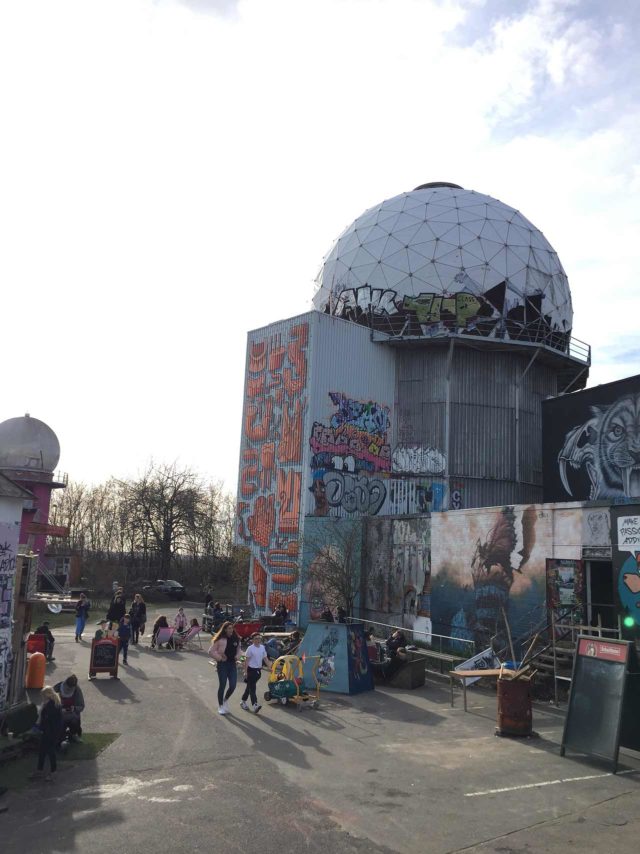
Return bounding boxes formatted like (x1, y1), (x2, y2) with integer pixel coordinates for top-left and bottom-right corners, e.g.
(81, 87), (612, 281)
(345, 615), (475, 655)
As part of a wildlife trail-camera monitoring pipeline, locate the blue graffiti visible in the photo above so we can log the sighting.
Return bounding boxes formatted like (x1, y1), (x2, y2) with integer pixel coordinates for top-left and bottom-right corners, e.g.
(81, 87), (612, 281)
(618, 553), (640, 626)
(328, 393), (390, 435)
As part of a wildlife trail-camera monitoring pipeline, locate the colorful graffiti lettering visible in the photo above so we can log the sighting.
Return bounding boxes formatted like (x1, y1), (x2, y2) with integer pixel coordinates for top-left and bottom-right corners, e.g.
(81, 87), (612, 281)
(310, 392), (391, 516)
(326, 282), (561, 344)
(239, 322), (309, 617)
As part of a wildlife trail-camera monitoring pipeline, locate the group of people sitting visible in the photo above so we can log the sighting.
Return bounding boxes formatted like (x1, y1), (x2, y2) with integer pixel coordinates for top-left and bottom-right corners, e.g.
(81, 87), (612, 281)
(150, 609), (200, 649)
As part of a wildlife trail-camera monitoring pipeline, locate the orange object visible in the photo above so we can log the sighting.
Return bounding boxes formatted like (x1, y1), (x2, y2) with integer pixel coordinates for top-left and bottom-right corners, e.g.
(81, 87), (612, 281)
(25, 651), (46, 689)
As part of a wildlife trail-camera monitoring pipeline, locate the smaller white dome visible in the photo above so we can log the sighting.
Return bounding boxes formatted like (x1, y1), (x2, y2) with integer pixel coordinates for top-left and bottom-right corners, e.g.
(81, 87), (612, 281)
(0, 414), (60, 473)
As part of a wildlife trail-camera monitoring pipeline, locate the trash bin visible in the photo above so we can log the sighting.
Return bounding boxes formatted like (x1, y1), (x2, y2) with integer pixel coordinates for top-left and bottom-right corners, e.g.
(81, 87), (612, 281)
(496, 677), (532, 737)
(25, 651), (46, 690)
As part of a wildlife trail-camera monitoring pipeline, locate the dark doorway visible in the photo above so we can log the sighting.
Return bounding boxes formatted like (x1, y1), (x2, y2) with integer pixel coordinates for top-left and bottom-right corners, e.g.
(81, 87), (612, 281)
(588, 561), (615, 629)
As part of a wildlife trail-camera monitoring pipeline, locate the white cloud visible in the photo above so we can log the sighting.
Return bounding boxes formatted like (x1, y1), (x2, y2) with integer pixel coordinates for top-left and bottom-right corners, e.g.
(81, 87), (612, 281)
(0, 0), (637, 489)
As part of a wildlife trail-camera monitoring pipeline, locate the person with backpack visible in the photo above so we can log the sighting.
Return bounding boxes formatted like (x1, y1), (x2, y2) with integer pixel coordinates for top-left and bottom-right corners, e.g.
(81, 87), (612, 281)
(29, 687), (63, 782)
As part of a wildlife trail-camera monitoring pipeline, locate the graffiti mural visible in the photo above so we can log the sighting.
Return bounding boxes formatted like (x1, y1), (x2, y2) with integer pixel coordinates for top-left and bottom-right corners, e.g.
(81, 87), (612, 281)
(237, 321), (309, 618)
(300, 516), (362, 626)
(392, 445), (446, 475)
(309, 392), (391, 516)
(612, 505), (640, 630)
(432, 507), (550, 651)
(543, 376), (640, 502)
(362, 517), (431, 638)
(323, 282), (560, 343)
(388, 479), (446, 514)
(0, 522), (19, 710)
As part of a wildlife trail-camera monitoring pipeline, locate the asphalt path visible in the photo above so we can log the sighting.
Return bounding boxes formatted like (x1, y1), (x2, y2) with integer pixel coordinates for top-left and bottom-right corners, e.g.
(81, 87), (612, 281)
(3, 603), (640, 853)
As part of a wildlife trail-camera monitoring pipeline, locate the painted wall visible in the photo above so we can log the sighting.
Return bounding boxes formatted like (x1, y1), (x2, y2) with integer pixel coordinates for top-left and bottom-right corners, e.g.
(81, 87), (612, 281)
(0, 498), (23, 711)
(611, 503), (640, 633)
(305, 314), (396, 519)
(300, 515), (362, 627)
(431, 505), (552, 651)
(543, 373), (640, 503)
(361, 517), (431, 638)
(237, 315), (310, 618)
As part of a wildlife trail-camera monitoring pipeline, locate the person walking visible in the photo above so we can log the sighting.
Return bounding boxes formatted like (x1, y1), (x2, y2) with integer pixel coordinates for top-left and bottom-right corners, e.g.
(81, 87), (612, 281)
(29, 687), (63, 782)
(240, 633), (269, 714)
(117, 615), (132, 665)
(129, 594), (147, 644)
(107, 594), (126, 629)
(208, 621), (240, 715)
(74, 593), (91, 642)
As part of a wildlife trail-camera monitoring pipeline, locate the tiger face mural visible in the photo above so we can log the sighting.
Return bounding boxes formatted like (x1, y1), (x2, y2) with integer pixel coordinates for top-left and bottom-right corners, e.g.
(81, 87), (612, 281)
(559, 393), (640, 500)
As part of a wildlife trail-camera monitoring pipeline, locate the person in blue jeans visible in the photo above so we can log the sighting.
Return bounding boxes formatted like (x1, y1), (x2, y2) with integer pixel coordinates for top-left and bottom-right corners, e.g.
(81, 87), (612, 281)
(209, 621), (240, 715)
(117, 614), (132, 665)
(74, 593), (91, 642)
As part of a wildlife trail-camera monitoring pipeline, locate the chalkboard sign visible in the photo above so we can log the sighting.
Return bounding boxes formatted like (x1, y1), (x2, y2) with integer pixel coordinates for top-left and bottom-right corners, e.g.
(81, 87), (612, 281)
(561, 636), (640, 772)
(89, 638), (119, 679)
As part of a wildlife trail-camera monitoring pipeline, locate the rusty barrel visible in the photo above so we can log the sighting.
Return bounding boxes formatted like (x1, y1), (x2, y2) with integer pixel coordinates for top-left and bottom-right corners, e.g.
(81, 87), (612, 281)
(496, 677), (532, 737)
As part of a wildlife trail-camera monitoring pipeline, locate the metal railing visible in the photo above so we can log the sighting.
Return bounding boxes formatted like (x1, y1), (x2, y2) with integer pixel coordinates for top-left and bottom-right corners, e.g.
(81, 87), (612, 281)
(346, 615), (475, 661)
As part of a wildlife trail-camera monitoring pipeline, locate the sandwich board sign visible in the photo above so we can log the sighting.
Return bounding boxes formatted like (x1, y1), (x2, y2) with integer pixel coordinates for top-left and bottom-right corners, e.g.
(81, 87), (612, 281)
(89, 637), (120, 679)
(561, 636), (640, 772)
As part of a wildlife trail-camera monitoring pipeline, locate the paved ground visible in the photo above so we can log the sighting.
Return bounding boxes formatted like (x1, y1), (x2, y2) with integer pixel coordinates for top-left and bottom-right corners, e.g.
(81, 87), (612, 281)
(3, 603), (640, 853)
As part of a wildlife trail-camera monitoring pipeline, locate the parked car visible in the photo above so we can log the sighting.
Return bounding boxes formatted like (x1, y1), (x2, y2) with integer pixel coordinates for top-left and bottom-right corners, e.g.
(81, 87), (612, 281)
(142, 579), (186, 601)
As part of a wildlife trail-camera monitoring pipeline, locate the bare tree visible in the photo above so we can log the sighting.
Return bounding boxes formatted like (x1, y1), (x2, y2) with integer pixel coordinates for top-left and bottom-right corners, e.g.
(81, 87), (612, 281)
(304, 521), (362, 618)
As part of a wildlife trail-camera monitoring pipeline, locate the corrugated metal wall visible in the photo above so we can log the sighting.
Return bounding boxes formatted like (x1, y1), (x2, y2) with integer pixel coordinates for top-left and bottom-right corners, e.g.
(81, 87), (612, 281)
(394, 344), (558, 510)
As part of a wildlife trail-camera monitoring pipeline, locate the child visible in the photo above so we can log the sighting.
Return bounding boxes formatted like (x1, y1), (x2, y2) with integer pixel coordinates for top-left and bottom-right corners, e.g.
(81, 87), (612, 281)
(240, 633), (269, 714)
(94, 620), (108, 640)
(117, 614), (132, 664)
(174, 607), (188, 633)
(29, 686), (63, 782)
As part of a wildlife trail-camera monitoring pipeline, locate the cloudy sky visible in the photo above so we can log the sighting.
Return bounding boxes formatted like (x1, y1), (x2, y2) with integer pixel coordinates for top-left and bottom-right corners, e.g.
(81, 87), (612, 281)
(1, 0), (638, 491)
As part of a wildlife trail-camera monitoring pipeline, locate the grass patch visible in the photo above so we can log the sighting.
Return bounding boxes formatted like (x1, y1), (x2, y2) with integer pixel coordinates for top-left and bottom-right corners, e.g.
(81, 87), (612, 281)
(59, 732), (119, 761)
(0, 733), (120, 791)
(31, 604), (75, 630)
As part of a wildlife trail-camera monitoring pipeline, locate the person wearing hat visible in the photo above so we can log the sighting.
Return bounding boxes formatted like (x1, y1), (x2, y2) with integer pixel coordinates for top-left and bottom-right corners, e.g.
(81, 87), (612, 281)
(34, 621), (56, 661)
(94, 620), (108, 640)
(53, 675), (85, 743)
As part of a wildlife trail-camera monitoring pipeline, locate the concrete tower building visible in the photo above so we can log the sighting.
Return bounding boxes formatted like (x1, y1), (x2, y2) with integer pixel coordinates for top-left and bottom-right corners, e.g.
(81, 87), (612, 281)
(236, 184), (591, 626)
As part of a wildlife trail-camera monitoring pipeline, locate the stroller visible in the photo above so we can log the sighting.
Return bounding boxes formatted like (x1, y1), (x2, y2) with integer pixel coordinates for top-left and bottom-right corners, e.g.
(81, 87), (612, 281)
(263, 655), (320, 712)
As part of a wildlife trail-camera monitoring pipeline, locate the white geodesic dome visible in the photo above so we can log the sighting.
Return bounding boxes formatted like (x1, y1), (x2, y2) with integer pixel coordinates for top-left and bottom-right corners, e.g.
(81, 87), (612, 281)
(313, 183), (572, 346)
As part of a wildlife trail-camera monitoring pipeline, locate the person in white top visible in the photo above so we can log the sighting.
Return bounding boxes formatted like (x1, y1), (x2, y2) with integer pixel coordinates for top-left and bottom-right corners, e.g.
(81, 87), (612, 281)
(240, 633), (269, 714)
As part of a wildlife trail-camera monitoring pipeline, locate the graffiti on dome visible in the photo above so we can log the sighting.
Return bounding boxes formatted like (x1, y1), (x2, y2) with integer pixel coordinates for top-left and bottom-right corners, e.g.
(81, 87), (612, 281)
(325, 281), (562, 344)
(238, 321), (309, 617)
(310, 393), (391, 517)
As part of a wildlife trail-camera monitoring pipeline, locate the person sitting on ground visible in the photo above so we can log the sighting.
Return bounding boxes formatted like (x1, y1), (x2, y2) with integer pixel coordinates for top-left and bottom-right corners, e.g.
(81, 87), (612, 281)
(320, 605), (334, 623)
(34, 621), (56, 661)
(151, 615), (169, 648)
(94, 620), (108, 640)
(386, 630), (408, 658)
(337, 606), (347, 624)
(53, 674), (85, 743)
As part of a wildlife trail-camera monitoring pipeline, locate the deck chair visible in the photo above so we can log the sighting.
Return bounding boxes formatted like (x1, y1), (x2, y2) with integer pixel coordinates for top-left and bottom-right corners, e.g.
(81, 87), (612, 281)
(177, 625), (203, 650)
(153, 626), (175, 650)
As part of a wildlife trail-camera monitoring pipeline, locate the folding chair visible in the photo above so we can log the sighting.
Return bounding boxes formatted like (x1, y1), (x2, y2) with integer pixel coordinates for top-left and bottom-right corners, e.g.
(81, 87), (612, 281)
(153, 627), (175, 650)
(178, 626), (203, 650)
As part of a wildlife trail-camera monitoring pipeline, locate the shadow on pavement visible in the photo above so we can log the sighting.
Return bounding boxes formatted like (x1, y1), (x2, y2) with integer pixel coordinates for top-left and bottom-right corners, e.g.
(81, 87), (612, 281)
(89, 678), (140, 705)
(225, 713), (313, 769)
